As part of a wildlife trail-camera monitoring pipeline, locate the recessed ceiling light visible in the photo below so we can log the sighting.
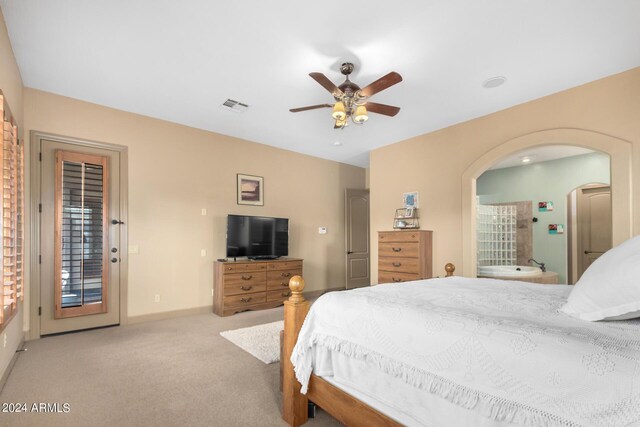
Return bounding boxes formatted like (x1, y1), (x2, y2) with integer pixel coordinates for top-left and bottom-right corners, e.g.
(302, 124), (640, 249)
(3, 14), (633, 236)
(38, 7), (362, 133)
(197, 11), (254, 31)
(521, 156), (531, 163)
(482, 76), (507, 89)
(332, 141), (343, 147)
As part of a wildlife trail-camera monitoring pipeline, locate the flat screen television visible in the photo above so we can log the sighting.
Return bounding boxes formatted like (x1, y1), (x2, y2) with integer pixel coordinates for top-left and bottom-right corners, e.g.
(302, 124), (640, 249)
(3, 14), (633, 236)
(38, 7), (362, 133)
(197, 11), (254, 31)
(226, 214), (289, 259)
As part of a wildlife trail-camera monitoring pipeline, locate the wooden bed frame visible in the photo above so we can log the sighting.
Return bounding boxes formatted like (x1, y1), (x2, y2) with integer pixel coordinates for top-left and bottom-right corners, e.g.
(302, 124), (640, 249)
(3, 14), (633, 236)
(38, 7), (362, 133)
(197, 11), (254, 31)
(282, 264), (456, 426)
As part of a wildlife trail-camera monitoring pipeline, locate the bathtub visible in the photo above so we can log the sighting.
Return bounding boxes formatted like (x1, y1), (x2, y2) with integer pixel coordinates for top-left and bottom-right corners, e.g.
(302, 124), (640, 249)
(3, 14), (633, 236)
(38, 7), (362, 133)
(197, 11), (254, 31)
(478, 265), (542, 278)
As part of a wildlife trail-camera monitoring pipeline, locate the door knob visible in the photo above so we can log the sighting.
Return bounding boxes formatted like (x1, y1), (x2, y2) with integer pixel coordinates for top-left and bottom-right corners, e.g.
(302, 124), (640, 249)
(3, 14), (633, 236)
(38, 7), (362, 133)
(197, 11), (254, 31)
(111, 258), (118, 263)
(111, 248), (118, 253)
(111, 219), (125, 225)
(347, 251), (354, 254)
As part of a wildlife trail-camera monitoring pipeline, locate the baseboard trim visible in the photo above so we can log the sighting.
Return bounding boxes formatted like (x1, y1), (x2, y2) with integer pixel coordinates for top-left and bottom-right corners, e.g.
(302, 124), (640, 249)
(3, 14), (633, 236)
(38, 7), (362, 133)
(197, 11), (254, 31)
(0, 337), (25, 394)
(128, 287), (344, 324)
(128, 306), (212, 324)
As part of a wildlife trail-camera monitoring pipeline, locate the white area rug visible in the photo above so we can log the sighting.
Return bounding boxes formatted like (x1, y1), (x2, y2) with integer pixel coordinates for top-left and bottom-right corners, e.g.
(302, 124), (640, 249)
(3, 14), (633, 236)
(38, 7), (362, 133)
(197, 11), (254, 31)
(220, 320), (284, 364)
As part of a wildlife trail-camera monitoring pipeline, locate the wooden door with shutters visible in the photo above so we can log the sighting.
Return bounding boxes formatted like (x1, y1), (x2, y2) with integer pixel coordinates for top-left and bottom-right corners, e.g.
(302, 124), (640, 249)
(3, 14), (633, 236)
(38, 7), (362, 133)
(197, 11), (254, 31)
(577, 185), (612, 280)
(40, 139), (121, 335)
(345, 189), (370, 289)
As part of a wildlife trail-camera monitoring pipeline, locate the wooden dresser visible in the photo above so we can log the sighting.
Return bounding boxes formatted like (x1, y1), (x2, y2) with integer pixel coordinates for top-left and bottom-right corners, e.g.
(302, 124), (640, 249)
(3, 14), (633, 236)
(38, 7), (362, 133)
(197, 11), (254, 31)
(378, 230), (432, 284)
(213, 258), (303, 316)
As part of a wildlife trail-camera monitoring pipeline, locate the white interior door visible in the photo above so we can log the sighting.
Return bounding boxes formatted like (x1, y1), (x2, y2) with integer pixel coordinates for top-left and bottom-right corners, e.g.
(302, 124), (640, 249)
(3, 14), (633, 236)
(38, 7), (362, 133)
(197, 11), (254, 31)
(345, 189), (370, 289)
(577, 185), (612, 280)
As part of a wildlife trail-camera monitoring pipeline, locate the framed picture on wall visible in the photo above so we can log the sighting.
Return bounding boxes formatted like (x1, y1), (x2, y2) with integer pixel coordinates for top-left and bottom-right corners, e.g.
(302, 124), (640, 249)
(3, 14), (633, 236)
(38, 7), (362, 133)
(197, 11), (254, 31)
(548, 224), (564, 234)
(538, 201), (554, 212)
(237, 174), (264, 206)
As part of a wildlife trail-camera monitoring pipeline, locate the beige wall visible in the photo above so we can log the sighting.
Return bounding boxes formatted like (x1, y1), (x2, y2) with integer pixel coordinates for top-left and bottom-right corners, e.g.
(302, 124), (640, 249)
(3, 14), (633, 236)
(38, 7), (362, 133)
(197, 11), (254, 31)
(24, 89), (365, 320)
(370, 67), (640, 283)
(0, 8), (24, 380)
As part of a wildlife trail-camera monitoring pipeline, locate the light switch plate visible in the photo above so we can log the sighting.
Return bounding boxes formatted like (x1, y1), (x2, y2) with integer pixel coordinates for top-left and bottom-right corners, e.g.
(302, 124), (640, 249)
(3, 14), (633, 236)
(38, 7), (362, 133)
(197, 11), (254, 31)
(201, 208), (207, 216)
(129, 245), (139, 254)
(318, 227), (327, 234)
(201, 249), (207, 257)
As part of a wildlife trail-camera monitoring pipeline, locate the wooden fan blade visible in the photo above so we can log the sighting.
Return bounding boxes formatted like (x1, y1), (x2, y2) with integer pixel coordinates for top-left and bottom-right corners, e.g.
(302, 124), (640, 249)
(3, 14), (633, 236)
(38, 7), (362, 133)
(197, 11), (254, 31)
(309, 73), (343, 97)
(365, 102), (400, 117)
(290, 104), (333, 113)
(359, 72), (403, 98)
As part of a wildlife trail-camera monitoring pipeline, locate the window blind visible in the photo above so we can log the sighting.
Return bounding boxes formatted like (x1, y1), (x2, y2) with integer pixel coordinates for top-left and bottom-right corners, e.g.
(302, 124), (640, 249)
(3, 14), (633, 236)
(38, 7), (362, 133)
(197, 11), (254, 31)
(55, 150), (109, 318)
(0, 91), (23, 331)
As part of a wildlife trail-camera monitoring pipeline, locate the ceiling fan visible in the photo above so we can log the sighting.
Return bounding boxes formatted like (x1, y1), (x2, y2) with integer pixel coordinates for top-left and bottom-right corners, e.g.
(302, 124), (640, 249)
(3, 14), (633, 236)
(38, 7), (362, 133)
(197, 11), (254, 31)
(290, 62), (402, 129)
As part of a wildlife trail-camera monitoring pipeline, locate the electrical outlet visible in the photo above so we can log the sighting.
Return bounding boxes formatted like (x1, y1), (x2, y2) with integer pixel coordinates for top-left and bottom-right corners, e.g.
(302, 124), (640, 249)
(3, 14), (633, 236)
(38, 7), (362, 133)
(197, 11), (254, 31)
(201, 249), (207, 257)
(211, 289), (214, 297)
(201, 208), (207, 216)
(318, 227), (327, 234)
(154, 294), (160, 303)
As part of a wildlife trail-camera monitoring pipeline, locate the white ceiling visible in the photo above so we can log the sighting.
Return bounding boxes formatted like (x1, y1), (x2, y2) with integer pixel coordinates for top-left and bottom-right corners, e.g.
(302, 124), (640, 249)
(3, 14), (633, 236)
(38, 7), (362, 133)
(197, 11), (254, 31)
(488, 145), (596, 170)
(2, 1), (639, 167)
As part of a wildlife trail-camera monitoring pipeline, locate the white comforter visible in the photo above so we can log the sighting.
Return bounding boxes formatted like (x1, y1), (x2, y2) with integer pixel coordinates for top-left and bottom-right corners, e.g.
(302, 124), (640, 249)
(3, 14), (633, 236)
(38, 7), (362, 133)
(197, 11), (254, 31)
(291, 277), (640, 427)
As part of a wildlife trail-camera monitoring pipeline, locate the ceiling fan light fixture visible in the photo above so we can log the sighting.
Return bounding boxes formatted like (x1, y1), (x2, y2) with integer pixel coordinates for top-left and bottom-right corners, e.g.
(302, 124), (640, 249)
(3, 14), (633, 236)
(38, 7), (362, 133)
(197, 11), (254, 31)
(335, 117), (347, 128)
(354, 105), (368, 123)
(332, 102), (346, 120)
(290, 63), (402, 129)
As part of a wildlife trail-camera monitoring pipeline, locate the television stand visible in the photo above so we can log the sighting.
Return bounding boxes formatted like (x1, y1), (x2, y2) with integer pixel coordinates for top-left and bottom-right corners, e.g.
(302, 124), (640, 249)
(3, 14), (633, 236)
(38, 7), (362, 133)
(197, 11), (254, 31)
(213, 258), (303, 316)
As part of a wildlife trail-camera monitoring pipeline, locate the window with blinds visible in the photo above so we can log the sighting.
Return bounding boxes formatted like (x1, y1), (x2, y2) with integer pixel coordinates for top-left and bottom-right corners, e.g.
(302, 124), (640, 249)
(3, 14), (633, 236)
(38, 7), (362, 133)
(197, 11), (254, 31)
(0, 91), (24, 332)
(55, 151), (109, 318)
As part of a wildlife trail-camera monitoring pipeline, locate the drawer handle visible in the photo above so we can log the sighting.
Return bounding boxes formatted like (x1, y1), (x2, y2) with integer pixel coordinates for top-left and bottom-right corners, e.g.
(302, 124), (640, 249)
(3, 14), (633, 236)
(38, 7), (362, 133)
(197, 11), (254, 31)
(241, 275), (253, 280)
(392, 278), (402, 282)
(392, 247), (402, 252)
(226, 267), (233, 271)
(282, 291), (291, 297)
(392, 262), (402, 267)
(241, 285), (253, 291)
(281, 272), (291, 277)
(281, 282), (288, 287)
(240, 297), (253, 303)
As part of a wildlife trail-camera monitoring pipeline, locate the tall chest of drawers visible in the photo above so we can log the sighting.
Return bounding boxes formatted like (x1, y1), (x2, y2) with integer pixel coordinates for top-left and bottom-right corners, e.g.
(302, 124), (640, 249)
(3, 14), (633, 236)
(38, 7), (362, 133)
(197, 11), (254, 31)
(213, 258), (303, 316)
(378, 230), (432, 284)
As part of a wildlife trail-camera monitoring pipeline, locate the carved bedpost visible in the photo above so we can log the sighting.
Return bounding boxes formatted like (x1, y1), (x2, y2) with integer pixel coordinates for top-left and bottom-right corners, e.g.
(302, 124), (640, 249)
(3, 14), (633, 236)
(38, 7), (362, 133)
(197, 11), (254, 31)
(283, 275), (310, 426)
(445, 263), (455, 277)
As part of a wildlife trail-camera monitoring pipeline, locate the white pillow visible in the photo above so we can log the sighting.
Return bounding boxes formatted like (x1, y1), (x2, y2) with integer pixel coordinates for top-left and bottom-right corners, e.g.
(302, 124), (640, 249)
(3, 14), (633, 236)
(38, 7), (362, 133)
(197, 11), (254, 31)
(561, 235), (640, 321)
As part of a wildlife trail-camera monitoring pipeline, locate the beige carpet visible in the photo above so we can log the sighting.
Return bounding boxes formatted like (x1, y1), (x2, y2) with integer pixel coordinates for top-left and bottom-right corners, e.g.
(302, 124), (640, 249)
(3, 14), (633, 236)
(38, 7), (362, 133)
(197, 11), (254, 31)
(0, 307), (340, 427)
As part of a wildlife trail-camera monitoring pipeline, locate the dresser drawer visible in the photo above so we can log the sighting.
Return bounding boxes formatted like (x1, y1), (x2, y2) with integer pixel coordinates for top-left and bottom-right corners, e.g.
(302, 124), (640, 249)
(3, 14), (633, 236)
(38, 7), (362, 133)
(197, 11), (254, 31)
(221, 264), (239, 273)
(224, 292), (266, 308)
(379, 242), (419, 258)
(378, 231), (422, 243)
(267, 260), (303, 271)
(378, 257), (420, 274)
(224, 282), (267, 296)
(267, 269), (303, 290)
(238, 263), (267, 272)
(378, 271), (420, 284)
(222, 263), (267, 273)
(267, 289), (292, 302)
(222, 271), (267, 290)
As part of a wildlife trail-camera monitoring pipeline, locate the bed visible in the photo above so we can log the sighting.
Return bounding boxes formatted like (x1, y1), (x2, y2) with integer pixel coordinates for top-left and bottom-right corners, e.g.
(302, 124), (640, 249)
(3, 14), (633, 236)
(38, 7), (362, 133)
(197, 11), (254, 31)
(281, 270), (640, 427)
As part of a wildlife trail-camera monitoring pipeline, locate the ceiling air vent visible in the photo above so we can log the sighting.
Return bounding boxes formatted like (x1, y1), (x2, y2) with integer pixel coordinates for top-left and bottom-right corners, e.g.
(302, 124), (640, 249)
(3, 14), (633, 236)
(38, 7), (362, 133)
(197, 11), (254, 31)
(220, 99), (250, 113)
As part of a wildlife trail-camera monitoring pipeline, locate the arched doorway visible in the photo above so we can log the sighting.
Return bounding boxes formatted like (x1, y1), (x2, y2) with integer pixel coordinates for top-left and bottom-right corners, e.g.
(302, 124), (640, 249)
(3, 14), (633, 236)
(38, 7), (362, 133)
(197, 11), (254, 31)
(461, 128), (633, 277)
